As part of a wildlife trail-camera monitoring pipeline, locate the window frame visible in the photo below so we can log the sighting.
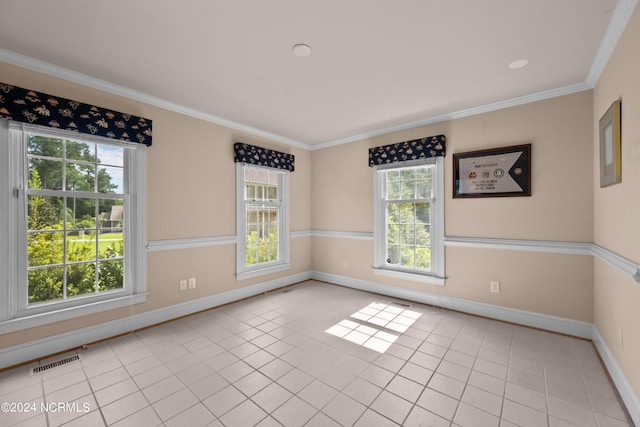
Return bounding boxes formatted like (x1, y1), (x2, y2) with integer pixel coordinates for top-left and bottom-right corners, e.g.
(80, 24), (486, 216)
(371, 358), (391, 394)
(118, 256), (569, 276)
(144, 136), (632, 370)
(372, 156), (445, 286)
(236, 163), (290, 280)
(0, 121), (147, 333)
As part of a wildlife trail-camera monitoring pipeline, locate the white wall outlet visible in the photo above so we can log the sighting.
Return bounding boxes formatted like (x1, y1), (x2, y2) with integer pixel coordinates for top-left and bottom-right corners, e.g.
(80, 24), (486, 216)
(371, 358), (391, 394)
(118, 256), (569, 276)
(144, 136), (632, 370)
(179, 279), (187, 291)
(490, 281), (500, 293)
(342, 260), (348, 269)
(188, 277), (196, 289)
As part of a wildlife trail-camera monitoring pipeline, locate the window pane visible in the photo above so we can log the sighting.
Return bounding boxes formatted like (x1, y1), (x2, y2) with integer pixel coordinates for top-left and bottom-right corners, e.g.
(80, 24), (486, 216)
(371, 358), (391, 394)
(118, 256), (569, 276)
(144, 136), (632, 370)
(67, 263), (96, 296)
(416, 179), (431, 198)
(28, 195), (63, 230)
(98, 166), (123, 193)
(400, 224), (415, 245)
(267, 186), (277, 201)
(416, 225), (431, 246)
(416, 247), (431, 269)
(246, 224), (258, 244)
(97, 144), (124, 167)
(246, 185), (256, 200)
(246, 208), (258, 224)
(98, 260), (124, 291)
(387, 203), (399, 224)
(66, 162), (95, 192)
(400, 246), (414, 267)
(416, 166), (431, 180)
(99, 229), (124, 259)
(400, 179), (415, 199)
(99, 200), (123, 231)
(28, 135), (62, 157)
(29, 158), (63, 190)
(386, 177), (400, 200)
(66, 140), (95, 162)
(257, 243), (269, 263)
(401, 169), (415, 181)
(28, 267), (63, 303)
(387, 224), (399, 245)
(415, 203), (430, 224)
(399, 203), (414, 223)
(67, 233), (96, 263)
(387, 245), (400, 264)
(67, 197), (97, 230)
(268, 242), (278, 262)
(28, 231), (64, 267)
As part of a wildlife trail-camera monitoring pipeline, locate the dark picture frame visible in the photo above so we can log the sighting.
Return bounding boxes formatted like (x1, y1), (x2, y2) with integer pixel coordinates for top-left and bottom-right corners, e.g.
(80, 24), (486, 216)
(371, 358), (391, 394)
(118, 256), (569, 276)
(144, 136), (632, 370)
(453, 144), (531, 198)
(599, 100), (622, 187)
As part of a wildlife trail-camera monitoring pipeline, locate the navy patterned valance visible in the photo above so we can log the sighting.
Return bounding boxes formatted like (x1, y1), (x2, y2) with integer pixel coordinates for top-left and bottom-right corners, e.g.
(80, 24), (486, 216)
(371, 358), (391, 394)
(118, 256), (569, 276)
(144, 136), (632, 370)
(0, 82), (152, 146)
(234, 143), (295, 172)
(369, 134), (446, 167)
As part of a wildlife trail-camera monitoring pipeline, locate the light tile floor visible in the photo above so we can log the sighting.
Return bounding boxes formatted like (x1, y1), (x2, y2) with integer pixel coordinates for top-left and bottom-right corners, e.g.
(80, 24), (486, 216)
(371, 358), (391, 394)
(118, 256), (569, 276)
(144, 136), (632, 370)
(0, 280), (632, 426)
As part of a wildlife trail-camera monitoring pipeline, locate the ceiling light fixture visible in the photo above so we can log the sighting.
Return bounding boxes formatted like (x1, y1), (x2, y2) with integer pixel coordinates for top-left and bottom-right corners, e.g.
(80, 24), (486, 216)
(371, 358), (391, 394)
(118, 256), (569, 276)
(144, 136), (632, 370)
(292, 43), (312, 57)
(508, 59), (529, 70)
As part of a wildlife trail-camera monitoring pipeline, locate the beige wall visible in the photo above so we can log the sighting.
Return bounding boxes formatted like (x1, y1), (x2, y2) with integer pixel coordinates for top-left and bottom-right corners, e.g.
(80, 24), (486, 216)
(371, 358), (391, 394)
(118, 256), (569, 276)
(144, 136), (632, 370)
(311, 91), (595, 322)
(593, 3), (640, 399)
(0, 61), (311, 349)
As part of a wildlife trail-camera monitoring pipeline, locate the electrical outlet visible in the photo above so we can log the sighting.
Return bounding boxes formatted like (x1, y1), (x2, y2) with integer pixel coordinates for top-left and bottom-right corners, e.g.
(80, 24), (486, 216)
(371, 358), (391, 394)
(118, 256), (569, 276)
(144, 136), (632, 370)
(188, 277), (196, 289)
(490, 281), (500, 293)
(179, 279), (187, 291)
(342, 260), (348, 269)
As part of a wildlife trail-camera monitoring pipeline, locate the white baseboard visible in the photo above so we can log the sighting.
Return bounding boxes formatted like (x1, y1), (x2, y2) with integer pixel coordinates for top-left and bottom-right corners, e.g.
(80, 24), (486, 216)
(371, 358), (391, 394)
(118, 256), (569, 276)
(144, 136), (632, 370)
(592, 326), (640, 427)
(311, 271), (639, 424)
(0, 271), (311, 370)
(311, 271), (593, 338)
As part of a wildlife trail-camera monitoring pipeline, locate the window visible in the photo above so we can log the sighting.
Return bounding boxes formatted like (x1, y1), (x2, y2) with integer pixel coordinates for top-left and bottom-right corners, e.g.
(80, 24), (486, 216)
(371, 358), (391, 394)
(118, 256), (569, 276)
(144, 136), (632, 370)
(236, 164), (289, 279)
(373, 157), (444, 285)
(0, 122), (146, 331)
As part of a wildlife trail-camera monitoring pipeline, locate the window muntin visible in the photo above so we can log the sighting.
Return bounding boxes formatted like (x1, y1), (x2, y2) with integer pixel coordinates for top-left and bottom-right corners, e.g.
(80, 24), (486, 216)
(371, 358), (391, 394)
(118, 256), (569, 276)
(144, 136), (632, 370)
(24, 132), (126, 307)
(237, 164), (289, 278)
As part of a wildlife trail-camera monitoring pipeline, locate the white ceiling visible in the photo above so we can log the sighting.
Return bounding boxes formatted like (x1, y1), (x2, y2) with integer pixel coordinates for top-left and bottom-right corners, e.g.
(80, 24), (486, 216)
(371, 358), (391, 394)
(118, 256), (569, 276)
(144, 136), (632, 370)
(0, 0), (635, 149)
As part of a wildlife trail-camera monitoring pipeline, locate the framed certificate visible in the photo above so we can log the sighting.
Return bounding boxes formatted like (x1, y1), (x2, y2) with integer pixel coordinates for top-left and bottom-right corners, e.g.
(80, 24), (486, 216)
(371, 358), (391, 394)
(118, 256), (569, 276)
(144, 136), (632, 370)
(453, 144), (531, 198)
(599, 100), (621, 187)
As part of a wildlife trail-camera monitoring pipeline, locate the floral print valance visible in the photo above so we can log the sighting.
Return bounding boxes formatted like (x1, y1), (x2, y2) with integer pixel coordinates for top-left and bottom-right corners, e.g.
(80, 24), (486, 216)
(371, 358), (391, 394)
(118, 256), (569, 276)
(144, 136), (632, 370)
(234, 142), (295, 172)
(0, 82), (152, 146)
(369, 134), (446, 166)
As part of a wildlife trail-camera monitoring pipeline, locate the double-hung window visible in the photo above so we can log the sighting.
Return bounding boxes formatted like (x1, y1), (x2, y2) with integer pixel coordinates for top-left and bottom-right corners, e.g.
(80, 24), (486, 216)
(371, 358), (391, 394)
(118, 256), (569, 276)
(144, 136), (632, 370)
(0, 122), (146, 332)
(373, 157), (445, 285)
(236, 164), (289, 279)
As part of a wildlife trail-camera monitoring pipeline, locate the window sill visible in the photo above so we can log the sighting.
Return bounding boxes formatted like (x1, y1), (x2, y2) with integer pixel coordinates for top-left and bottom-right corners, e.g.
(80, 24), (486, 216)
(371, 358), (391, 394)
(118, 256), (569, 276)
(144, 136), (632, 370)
(0, 293), (146, 335)
(236, 263), (290, 281)
(373, 267), (446, 286)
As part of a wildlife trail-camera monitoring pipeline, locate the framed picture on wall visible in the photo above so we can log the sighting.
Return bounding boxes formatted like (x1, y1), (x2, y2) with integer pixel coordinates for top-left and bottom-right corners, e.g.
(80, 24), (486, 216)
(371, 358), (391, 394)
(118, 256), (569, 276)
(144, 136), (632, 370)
(599, 99), (622, 187)
(453, 144), (531, 198)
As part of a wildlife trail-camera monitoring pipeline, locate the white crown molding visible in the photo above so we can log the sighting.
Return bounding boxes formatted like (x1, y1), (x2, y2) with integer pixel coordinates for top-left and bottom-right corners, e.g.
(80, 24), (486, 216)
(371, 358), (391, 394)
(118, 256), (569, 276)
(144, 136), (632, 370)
(587, 0), (639, 86)
(0, 48), (310, 151)
(311, 82), (592, 150)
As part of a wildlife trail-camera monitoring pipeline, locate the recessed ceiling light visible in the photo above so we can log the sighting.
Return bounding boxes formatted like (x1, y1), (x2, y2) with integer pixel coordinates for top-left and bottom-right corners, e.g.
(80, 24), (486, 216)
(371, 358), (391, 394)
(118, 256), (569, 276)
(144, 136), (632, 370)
(508, 59), (529, 70)
(292, 43), (312, 57)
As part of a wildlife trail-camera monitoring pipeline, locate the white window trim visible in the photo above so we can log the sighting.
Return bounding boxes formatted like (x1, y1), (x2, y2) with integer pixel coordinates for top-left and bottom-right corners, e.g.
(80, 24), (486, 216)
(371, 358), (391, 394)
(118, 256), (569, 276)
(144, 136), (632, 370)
(236, 163), (290, 280)
(0, 121), (147, 334)
(372, 156), (445, 286)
